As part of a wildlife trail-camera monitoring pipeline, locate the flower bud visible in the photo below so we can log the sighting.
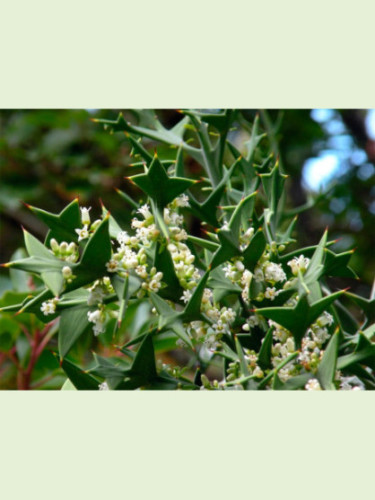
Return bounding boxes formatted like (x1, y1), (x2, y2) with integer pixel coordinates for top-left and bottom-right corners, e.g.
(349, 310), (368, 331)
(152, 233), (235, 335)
(91, 219), (102, 231)
(50, 238), (59, 253)
(60, 242), (68, 253)
(62, 266), (72, 279)
(67, 242), (77, 253)
(80, 207), (91, 226)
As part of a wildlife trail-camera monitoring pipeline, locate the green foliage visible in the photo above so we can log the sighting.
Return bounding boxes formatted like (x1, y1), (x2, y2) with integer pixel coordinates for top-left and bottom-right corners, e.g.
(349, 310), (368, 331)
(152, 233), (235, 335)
(1, 109), (373, 391)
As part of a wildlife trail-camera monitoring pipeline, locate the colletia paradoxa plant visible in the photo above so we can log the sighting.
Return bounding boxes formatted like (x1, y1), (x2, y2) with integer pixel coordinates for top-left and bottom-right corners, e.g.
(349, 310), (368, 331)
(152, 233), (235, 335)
(2, 109), (375, 391)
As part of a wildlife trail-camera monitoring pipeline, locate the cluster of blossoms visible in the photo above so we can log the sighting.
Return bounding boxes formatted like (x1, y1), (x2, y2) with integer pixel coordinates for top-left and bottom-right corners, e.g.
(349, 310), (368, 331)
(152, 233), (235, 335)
(287, 254), (310, 276)
(226, 348), (264, 382)
(222, 238), (297, 305)
(50, 238), (78, 263)
(224, 303), (363, 390)
(86, 277), (115, 335)
(233, 309), (335, 385)
(41, 297), (59, 316)
(105, 204), (164, 298)
(252, 252), (288, 301)
(305, 374), (364, 391)
(176, 288), (237, 351)
(211, 241), (362, 389)
(164, 195), (200, 292)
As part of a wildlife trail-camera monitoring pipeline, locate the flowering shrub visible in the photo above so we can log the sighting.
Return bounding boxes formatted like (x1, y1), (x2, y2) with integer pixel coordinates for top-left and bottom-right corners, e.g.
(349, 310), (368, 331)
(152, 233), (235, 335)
(2, 109), (374, 390)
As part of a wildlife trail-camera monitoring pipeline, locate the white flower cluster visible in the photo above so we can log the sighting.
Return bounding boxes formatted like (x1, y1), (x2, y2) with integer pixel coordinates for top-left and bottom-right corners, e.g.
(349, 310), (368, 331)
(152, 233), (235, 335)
(104, 206), (164, 295)
(182, 289), (237, 351)
(139, 267), (163, 295)
(40, 297), (59, 316)
(242, 314), (261, 332)
(298, 312), (334, 370)
(224, 307), (335, 387)
(264, 262), (287, 283)
(305, 378), (322, 391)
(88, 307), (106, 336)
(131, 204), (160, 245)
(87, 277), (113, 306)
(86, 277), (114, 336)
(287, 254), (310, 276)
(104, 203), (167, 301)
(223, 259), (254, 303)
(253, 258), (287, 302)
(223, 243), (288, 305)
(223, 259), (245, 282)
(169, 242), (200, 291)
(160, 196), (201, 292)
(243, 310), (335, 385)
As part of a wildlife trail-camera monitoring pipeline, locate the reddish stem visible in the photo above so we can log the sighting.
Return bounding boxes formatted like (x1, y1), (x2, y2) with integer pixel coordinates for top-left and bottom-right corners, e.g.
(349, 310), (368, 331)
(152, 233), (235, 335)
(16, 320), (57, 390)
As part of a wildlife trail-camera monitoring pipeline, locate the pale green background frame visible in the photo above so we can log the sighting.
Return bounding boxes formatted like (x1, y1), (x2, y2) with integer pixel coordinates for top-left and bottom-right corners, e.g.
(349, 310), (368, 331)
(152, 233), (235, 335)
(1, 1), (375, 499)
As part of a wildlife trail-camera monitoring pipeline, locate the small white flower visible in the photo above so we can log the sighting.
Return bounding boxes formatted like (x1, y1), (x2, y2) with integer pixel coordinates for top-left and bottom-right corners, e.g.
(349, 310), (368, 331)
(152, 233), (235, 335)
(213, 319), (226, 333)
(278, 367), (293, 382)
(41, 297), (59, 316)
(99, 382), (109, 391)
(206, 307), (220, 322)
(202, 288), (213, 304)
(132, 218), (144, 230)
(137, 204), (152, 220)
(264, 287), (279, 301)
(253, 366), (264, 378)
(170, 227), (188, 241)
(106, 259), (119, 273)
(235, 260), (245, 272)
(221, 307), (236, 323)
(50, 238), (60, 253)
(241, 270), (252, 288)
(62, 266), (72, 279)
(170, 212), (184, 226)
(287, 255), (310, 276)
(181, 290), (192, 303)
(80, 207), (91, 226)
(286, 337), (295, 353)
(305, 379), (322, 391)
(264, 262), (287, 283)
(175, 194), (190, 207)
(117, 231), (130, 246)
(88, 309), (106, 336)
(312, 327), (330, 345)
(167, 243), (178, 253)
(135, 265), (148, 278)
(223, 264), (236, 280)
(75, 225), (89, 241)
(316, 311), (334, 328)
(149, 279), (162, 292)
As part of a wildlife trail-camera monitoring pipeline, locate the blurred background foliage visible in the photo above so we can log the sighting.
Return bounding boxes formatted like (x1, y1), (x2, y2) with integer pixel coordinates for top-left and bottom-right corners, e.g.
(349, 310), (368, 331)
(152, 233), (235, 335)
(0, 108), (374, 388)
